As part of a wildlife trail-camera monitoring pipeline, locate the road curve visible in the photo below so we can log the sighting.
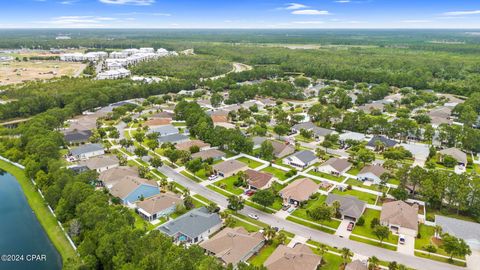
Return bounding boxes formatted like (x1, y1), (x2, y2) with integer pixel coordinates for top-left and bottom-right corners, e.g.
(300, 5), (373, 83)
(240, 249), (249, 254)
(158, 165), (464, 270)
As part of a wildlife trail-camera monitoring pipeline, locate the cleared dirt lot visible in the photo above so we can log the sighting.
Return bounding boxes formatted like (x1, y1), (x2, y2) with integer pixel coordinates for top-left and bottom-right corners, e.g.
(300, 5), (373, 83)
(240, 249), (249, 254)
(0, 60), (85, 85)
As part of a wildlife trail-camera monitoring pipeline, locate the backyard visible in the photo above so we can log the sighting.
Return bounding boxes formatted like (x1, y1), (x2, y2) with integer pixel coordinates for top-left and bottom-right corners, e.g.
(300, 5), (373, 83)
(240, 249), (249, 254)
(261, 166), (290, 181)
(236, 156), (264, 169)
(332, 188), (378, 205)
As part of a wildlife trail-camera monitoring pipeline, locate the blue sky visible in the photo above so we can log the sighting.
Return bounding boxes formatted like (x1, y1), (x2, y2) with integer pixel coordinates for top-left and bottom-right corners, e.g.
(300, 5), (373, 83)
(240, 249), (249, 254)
(1, 0), (480, 28)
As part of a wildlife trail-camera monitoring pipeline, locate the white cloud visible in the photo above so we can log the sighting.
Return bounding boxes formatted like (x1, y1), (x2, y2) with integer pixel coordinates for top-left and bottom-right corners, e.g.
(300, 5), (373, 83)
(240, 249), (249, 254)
(115, 12), (170, 16)
(401, 20), (432, 23)
(292, 21), (324, 24)
(285, 3), (308, 10)
(99, 0), (155, 6)
(335, 0), (351, 3)
(34, 15), (123, 28)
(442, 10), (480, 16)
(292, 9), (330, 15)
(59, 0), (78, 4)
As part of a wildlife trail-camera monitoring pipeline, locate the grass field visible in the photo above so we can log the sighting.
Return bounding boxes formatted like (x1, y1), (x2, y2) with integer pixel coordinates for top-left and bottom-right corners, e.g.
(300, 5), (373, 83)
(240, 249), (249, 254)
(307, 170), (345, 182)
(351, 209), (399, 245)
(236, 156), (264, 169)
(214, 175), (244, 195)
(290, 195), (341, 229)
(248, 244), (277, 266)
(332, 188), (378, 205)
(261, 166), (289, 180)
(0, 60), (85, 85)
(0, 159), (80, 267)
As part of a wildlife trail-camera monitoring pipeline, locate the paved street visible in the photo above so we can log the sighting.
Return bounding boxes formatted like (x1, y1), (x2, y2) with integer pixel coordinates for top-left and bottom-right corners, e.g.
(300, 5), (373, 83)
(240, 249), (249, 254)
(158, 165), (465, 270)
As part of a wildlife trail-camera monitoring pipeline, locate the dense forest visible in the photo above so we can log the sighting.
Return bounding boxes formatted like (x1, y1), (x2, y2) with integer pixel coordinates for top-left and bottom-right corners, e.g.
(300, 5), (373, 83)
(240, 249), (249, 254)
(130, 55), (232, 80)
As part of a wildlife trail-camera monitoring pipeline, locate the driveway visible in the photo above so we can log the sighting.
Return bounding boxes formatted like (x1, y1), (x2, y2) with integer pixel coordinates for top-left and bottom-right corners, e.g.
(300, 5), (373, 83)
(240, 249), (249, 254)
(335, 219), (353, 239)
(397, 235), (415, 256)
(158, 165), (464, 270)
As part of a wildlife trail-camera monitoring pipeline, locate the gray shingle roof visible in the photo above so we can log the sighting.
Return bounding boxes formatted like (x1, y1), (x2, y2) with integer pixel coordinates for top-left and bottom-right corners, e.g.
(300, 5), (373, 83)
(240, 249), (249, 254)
(70, 143), (104, 156)
(158, 207), (222, 239)
(326, 194), (366, 220)
(436, 215), (480, 249)
(157, 134), (189, 143)
(150, 125), (179, 136)
(291, 150), (317, 164)
(367, 136), (397, 148)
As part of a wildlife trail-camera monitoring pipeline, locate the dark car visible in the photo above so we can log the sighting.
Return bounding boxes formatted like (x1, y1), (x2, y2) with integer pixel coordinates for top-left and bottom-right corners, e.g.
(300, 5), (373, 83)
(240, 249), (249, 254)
(347, 222), (355, 231)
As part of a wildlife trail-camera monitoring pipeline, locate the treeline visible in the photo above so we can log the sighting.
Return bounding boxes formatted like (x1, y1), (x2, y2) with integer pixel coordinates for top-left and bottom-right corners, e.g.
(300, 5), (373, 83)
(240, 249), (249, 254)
(0, 101), (263, 270)
(131, 55), (232, 80)
(174, 101), (254, 154)
(0, 78), (194, 121)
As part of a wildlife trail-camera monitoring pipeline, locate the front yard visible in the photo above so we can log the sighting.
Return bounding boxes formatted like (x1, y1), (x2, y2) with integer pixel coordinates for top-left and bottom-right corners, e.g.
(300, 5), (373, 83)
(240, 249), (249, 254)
(236, 156), (264, 169)
(213, 175), (244, 195)
(261, 166), (290, 181)
(351, 209), (399, 245)
(290, 195), (341, 230)
(307, 170), (346, 182)
(332, 188), (378, 205)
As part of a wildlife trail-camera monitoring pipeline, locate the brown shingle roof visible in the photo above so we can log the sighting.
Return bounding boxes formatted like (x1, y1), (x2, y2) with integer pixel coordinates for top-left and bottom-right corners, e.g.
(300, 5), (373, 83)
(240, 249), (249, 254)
(246, 169), (273, 189)
(319, 158), (352, 173)
(109, 176), (158, 200)
(175, 140), (210, 151)
(191, 149), (226, 160)
(144, 118), (171, 127)
(380, 200), (418, 231)
(200, 227), (264, 265)
(345, 260), (368, 270)
(270, 140), (295, 158)
(358, 165), (387, 178)
(99, 166), (138, 187)
(213, 160), (248, 175)
(211, 115), (228, 123)
(280, 178), (319, 202)
(78, 155), (119, 170)
(439, 147), (467, 165)
(136, 192), (182, 215)
(264, 244), (321, 270)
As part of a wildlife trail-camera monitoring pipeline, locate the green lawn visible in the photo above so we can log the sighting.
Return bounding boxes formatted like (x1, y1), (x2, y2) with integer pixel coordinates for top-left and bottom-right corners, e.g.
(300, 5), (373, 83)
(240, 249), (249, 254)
(261, 166), (289, 181)
(286, 216), (336, 234)
(351, 209), (399, 245)
(249, 244), (277, 266)
(345, 178), (388, 193)
(332, 188), (378, 205)
(214, 175), (244, 195)
(307, 170), (345, 182)
(180, 170), (202, 183)
(290, 195), (341, 230)
(415, 224), (465, 259)
(207, 184), (234, 197)
(244, 200), (276, 214)
(0, 160), (80, 267)
(349, 235), (397, 251)
(415, 251), (466, 267)
(319, 253), (344, 270)
(236, 156), (264, 169)
(346, 166), (363, 175)
(295, 134), (314, 143)
(192, 194), (214, 205)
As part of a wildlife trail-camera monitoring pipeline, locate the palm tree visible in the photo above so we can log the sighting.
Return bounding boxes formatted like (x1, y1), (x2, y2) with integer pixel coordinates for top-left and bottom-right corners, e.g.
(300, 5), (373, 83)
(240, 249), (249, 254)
(274, 232), (287, 245)
(397, 264), (407, 270)
(160, 178), (168, 191)
(332, 200), (341, 218)
(167, 182), (176, 192)
(434, 225), (443, 239)
(316, 243), (328, 256)
(368, 256), (380, 270)
(341, 247), (353, 265)
(263, 226), (277, 243)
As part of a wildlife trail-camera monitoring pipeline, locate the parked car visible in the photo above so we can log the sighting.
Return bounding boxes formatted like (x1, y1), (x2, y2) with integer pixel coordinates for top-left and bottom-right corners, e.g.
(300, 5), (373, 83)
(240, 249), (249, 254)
(282, 204), (291, 211)
(208, 175), (218, 181)
(244, 190), (256, 196)
(248, 213), (259, 220)
(399, 235), (406, 245)
(347, 222), (355, 231)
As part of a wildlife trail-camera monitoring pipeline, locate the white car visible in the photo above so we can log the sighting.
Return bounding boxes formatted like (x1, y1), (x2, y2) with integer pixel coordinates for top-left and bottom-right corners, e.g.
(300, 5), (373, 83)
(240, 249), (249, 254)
(399, 234), (406, 245)
(208, 175), (218, 181)
(248, 213), (259, 220)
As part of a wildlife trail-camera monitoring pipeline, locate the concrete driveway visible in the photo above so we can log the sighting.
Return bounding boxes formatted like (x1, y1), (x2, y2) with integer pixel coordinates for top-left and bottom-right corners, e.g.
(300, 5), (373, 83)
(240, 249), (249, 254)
(335, 219), (353, 238)
(397, 235), (415, 255)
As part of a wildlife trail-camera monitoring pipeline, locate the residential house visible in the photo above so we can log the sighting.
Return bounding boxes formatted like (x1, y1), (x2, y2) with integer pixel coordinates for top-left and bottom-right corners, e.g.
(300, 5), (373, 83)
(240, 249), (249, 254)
(175, 140), (210, 152)
(136, 192), (183, 221)
(357, 165), (387, 185)
(108, 176), (160, 206)
(279, 178), (319, 205)
(317, 158), (352, 176)
(64, 130), (92, 145)
(326, 194), (366, 221)
(252, 136), (268, 149)
(69, 143), (105, 160)
(245, 169), (273, 190)
(213, 160), (248, 178)
(150, 125), (179, 136)
(435, 215), (480, 251)
(78, 155), (119, 173)
(380, 200), (419, 237)
(357, 102), (385, 113)
(264, 243), (321, 270)
(345, 260), (368, 270)
(158, 207), (222, 244)
(366, 136), (397, 150)
(200, 227), (265, 266)
(438, 147), (468, 166)
(270, 140), (295, 158)
(191, 149), (226, 161)
(144, 118), (171, 127)
(292, 122), (336, 142)
(283, 150), (318, 168)
(99, 166), (138, 188)
(158, 134), (189, 144)
(339, 131), (366, 145)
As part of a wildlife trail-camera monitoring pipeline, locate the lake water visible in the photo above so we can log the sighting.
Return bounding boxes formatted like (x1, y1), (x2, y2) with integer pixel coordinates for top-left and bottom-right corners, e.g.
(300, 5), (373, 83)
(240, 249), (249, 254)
(0, 170), (62, 270)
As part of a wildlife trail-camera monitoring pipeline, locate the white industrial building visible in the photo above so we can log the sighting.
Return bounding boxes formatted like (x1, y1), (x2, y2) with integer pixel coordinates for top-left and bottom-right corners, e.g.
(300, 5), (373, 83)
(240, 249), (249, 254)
(97, 68), (131, 80)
